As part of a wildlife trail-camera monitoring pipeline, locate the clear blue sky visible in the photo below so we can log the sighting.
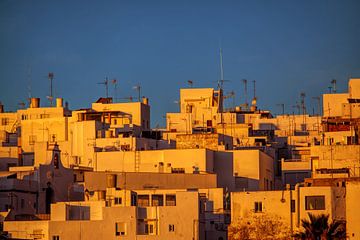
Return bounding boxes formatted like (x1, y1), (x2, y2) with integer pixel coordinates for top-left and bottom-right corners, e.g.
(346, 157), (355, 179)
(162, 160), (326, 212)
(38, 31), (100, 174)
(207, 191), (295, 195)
(1, 0), (360, 127)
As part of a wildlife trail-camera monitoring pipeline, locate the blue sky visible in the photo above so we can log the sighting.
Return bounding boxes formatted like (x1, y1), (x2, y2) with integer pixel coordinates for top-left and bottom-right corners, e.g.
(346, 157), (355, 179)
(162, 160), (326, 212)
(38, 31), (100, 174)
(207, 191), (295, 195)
(1, 0), (360, 127)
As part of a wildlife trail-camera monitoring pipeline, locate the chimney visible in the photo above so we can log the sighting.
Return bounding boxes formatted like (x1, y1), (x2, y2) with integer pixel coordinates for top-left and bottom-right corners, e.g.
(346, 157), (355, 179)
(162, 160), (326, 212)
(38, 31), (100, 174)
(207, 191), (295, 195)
(56, 98), (63, 108)
(142, 97), (149, 105)
(30, 98), (40, 108)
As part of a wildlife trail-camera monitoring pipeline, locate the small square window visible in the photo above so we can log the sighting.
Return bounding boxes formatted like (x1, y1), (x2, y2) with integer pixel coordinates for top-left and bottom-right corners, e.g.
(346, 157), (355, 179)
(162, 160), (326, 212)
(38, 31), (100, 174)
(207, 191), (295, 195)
(169, 224), (175, 232)
(305, 196), (325, 210)
(254, 201), (262, 213)
(115, 222), (127, 236)
(138, 195), (150, 207)
(114, 197), (122, 205)
(151, 195), (163, 206)
(166, 195), (176, 206)
(145, 224), (154, 234)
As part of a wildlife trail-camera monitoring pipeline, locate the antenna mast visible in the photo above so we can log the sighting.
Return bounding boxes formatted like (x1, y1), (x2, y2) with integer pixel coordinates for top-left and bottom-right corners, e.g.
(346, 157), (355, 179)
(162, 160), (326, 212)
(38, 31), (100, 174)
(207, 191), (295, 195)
(97, 77), (109, 98)
(331, 79), (337, 93)
(112, 79), (117, 102)
(242, 79), (248, 110)
(300, 92), (306, 115)
(219, 48), (224, 89)
(312, 96), (321, 116)
(48, 72), (54, 106)
(276, 103), (285, 115)
(133, 85), (141, 101)
(252, 80), (256, 100)
(187, 80), (193, 88)
(27, 65), (32, 106)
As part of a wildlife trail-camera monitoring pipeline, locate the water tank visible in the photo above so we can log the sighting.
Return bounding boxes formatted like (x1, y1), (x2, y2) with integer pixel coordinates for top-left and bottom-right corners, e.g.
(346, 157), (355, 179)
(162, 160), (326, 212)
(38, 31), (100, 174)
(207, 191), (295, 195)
(56, 98), (63, 107)
(30, 98), (40, 108)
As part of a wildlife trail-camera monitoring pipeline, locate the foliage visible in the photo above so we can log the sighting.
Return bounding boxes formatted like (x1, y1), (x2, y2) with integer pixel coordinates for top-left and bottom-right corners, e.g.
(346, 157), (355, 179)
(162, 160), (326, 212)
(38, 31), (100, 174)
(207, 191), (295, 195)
(294, 213), (346, 240)
(228, 213), (291, 240)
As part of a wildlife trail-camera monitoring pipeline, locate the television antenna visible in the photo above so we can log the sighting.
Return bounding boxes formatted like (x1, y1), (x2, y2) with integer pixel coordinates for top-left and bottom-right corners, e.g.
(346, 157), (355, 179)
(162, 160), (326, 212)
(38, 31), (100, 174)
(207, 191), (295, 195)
(97, 77), (109, 98)
(187, 80), (194, 88)
(133, 85), (141, 101)
(47, 72), (54, 106)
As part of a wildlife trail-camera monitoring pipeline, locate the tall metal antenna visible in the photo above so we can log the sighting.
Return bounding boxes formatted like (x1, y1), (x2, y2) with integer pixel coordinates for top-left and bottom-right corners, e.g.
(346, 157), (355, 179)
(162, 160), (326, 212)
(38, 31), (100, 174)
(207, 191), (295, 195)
(252, 80), (256, 100)
(97, 77), (109, 98)
(133, 84), (141, 101)
(292, 103), (301, 115)
(225, 91), (235, 109)
(187, 80), (193, 88)
(312, 96), (321, 116)
(242, 79), (248, 110)
(27, 65), (32, 106)
(331, 79), (337, 93)
(219, 48), (224, 89)
(276, 103), (285, 115)
(112, 79), (117, 102)
(47, 72), (54, 106)
(300, 92), (306, 115)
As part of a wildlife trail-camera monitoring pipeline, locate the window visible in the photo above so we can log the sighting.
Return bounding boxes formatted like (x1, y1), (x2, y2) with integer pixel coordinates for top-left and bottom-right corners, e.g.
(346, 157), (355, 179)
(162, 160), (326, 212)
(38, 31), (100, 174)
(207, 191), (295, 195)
(29, 135), (36, 145)
(53, 153), (59, 169)
(21, 199), (25, 209)
(305, 196), (325, 210)
(131, 194), (137, 206)
(166, 195), (176, 206)
(115, 222), (127, 236)
(114, 197), (122, 205)
(52, 236), (60, 240)
(254, 201), (262, 213)
(145, 223), (154, 234)
(169, 224), (175, 232)
(106, 174), (116, 188)
(138, 195), (150, 207)
(151, 195), (163, 206)
(1, 118), (9, 125)
(120, 144), (130, 151)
